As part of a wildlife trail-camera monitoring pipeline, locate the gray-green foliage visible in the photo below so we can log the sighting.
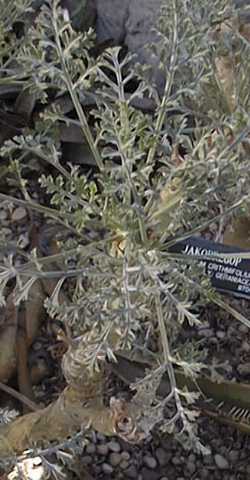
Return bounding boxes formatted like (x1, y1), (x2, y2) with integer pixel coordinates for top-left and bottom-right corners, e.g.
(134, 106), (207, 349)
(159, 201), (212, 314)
(0, 0), (250, 453)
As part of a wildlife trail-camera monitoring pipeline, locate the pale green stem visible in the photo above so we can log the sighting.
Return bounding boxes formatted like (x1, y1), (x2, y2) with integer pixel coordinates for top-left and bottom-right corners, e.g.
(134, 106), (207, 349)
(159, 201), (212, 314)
(146, 0), (178, 166)
(52, 0), (104, 172)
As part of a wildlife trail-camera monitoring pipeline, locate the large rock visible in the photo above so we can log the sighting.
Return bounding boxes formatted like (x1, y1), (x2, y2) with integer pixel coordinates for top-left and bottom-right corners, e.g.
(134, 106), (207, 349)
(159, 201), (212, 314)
(96, 0), (164, 91)
(62, 0), (97, 31)
(33, 0), (97, 32)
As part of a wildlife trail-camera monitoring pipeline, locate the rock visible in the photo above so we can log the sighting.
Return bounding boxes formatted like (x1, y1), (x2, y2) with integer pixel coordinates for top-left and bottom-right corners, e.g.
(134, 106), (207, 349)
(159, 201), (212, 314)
(97, 443), (109, 456)
(120, 460), (130, 470)
(228, 450), (239, 462)
(216, 330), (226, 339)
(109, 452), (122, 467)
(0, 209), (7, 221)
(62, 0), (96, 31)
(187, 462), (196, 475)
(203, 455), (213, 465)
(214, 454), (229, 470)
(11, 207), (27, 222)
(17, 232), (30, 249)
(155, 447), (169, 467)
(239, 325), (248, 334)
(107, 440), (121, 452)
(242, 341), (250, 353)
(82, 455), (92, 465)
(141, 467), (160, 480)
(102, 463), (114, 474)
(1, 227), (12, 237)
(238, 363), (250, 375)
(125, 465), (138, 479)
(198, 328), (213, 338)
(96, 0), (164, 92)
(200, 469), (209, 479)
(143, 455), (158, 469)
(172, 456), (181, 466)
(96, 0), (128, 43)
(86, 443), (96, 454)
(121, 451), (130, 460)
(188, 454), (196, 463)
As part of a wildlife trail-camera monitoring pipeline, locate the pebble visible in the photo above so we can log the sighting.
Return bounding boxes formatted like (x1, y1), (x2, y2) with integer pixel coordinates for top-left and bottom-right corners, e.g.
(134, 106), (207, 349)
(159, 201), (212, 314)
(155, 447), (170, 467)
(143, 455), (158, 469)
(125, 465), (138, 478)
(200, 469), (209, 479)
(237, 363), (250, 375)
(121, 451), (130, 460)
(120, 460), (130, 470)
(203, 455), (213, 465)
(11, 207), (27, 222)
(198, 328), (213, 338)
(228, 450), (239, 462)
(242, 341), (250, 352)
(172, 456), (181, 466)
(97, 444), (109, 456)
(187, 461), (196, 475)
(81, 455), (92, 465)
(102, 463), (113, 474)
(107, 440), (121, 452)
(214, 454), (229, 469)
(17, 232), (30, 249)
(239, 325), (249, 334)
(216, 330), (226, 339)
(141, 468), (159, 480)
(86, 443), (96, 454)
(1, 227), (12, 237)
(0, 210), (7, 221)
(97, 432), (106, 441)
(109, 452), (122, 467)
